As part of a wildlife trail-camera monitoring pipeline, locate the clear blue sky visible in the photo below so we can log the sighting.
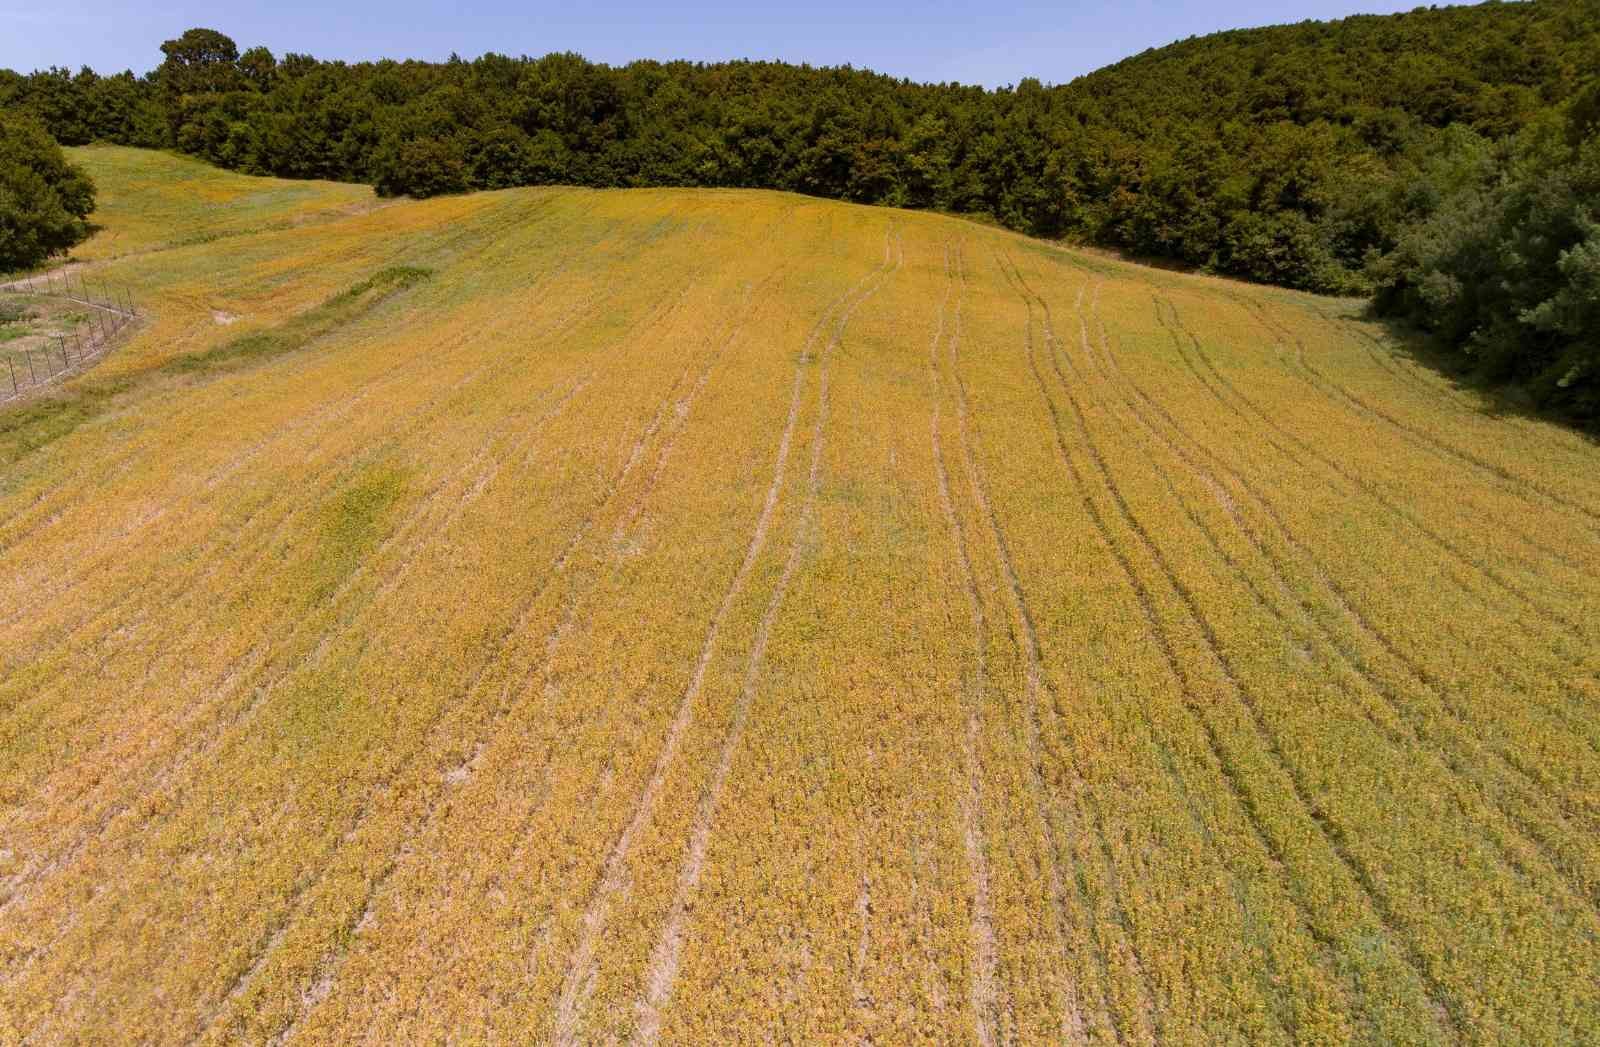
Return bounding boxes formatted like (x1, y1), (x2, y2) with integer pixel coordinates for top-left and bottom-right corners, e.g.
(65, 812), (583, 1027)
(1, 0), (1433, 87)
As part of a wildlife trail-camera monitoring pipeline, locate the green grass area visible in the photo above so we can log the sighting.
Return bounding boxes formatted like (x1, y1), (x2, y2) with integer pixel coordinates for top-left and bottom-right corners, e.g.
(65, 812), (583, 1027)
(66, 145), (379, 262)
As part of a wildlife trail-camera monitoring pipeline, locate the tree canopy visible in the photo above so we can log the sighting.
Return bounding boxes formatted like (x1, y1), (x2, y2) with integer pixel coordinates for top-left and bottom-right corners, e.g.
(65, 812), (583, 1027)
(0, 110), (96, 271)
(1373, 81), (1600, 419)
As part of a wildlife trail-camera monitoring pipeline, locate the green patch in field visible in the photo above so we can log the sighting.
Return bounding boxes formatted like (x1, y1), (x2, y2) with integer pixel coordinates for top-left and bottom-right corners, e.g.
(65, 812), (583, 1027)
(240, 460), (408, 756)
(166, 265), (433, 375)
(0, 266), (433, 469)
(1017, 236), (1124, 279)
(304, 463), (409, 607)
(633, 213), (688, 245)
(0, 375), (135, 469)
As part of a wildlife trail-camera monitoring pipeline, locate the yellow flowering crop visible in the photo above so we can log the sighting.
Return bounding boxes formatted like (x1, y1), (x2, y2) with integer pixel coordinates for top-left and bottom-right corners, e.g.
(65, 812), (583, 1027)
(1, 147), (1597, 1043)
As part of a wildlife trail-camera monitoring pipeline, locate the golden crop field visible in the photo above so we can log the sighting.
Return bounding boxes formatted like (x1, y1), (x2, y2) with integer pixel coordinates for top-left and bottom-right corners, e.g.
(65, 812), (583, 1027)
(2, 146), (1599, 1044)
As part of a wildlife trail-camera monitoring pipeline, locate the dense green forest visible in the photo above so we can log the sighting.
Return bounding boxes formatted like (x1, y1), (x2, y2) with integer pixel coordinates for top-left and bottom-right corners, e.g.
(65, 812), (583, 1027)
(2, 2), (1597, 418)
(1373, 79), (1600, 419)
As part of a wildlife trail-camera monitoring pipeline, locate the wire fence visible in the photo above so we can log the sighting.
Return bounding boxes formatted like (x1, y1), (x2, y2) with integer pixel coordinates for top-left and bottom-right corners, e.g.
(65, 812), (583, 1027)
(1, 269), (139, 405)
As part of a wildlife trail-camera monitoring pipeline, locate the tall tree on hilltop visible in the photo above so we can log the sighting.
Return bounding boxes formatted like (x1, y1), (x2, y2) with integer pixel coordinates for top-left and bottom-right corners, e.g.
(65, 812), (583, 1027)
(157, 28), (243, 96)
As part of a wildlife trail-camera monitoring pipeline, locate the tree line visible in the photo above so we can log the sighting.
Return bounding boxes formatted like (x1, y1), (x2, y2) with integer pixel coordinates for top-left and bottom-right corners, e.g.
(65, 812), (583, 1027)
(2, 2), (1597, 419)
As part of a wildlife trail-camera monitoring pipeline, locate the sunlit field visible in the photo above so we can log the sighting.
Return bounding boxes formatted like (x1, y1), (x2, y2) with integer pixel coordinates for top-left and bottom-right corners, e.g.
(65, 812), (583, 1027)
(2, 147), (1598, 1044)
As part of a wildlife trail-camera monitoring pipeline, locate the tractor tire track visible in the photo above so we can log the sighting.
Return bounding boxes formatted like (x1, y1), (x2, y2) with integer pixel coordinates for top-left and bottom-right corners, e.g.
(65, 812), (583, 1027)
(1078, 290), (1600, 925)
(0, 192), (625, 610)
(0, 207), (631, 650)
(199, 359), (699, 1043)
(1239, 295), (1600, 566)
(1155, 297), (1600, 721)
(0, 220), (616, 706)
(0, 265), (698, 947)
(926, 241), (1005, 1047)
(1110, 299), (1600, 821)
(247, 268), (782, 1047)
(1138, 300), (1600, 758)
(1000, 256), (1457, 1039)
(9, 236), (729, 1018)
(0, 369), (597, 990)
(627, 231), (902, 1047)
(1253, 298), (1600, 536)
(1158, 296), (1592, 648)
(944, 245), (1110, 1045)
(0, 300), (597, 891)
(0, 193), (576, 556)
(550, 234), (898, 1046)
(0, 221), (711, 862)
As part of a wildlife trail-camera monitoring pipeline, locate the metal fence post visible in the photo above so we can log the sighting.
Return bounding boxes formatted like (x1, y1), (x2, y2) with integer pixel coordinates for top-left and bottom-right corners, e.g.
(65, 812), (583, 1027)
(26, 349), (37, 384)
(7, 357), (15, 396)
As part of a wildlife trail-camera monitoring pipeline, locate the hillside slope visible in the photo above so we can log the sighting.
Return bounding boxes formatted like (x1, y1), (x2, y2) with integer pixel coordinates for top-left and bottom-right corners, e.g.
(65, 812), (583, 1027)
(7, 1), (1599, 291)
(2, 148), (1599, 1043)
